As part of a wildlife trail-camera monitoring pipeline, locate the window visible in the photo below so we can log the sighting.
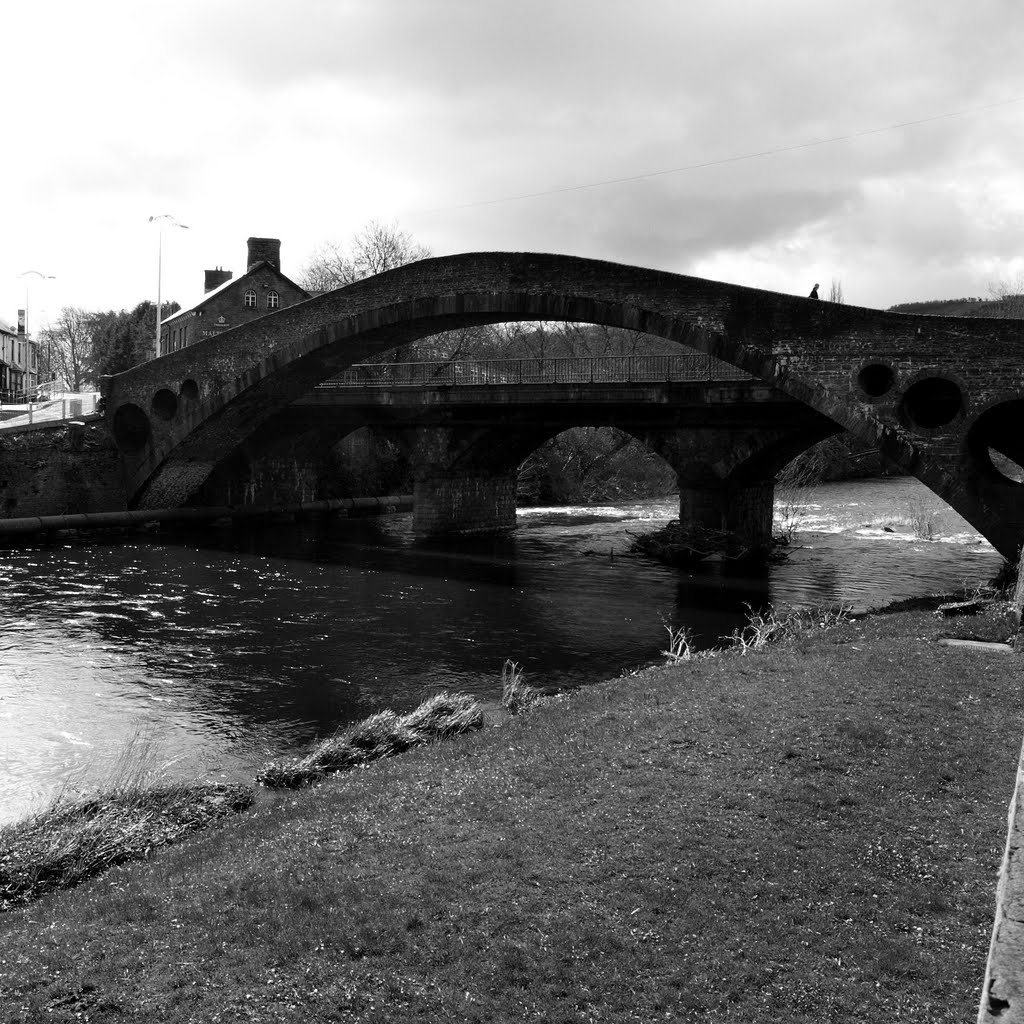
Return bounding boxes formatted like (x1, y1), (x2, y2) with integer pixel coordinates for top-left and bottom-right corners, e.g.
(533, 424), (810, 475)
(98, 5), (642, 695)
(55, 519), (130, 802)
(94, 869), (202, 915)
(267, 290), (279, 310)
(244, 289), (257, 308)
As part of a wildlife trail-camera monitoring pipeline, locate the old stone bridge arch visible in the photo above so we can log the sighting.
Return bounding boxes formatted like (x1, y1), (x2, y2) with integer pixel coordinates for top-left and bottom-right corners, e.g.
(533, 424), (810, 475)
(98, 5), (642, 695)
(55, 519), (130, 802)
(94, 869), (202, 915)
(101, 252), (1024, 556)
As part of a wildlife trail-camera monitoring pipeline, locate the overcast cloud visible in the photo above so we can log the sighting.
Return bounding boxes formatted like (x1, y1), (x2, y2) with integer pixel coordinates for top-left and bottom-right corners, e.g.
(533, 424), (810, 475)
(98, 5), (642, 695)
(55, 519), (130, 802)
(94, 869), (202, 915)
(4, 0), (1023, 333)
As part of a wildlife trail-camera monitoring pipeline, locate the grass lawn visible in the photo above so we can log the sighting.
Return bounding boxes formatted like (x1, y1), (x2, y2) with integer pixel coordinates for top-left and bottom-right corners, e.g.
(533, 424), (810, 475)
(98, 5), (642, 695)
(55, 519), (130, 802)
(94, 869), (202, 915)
(1, 598), (1021, 1022)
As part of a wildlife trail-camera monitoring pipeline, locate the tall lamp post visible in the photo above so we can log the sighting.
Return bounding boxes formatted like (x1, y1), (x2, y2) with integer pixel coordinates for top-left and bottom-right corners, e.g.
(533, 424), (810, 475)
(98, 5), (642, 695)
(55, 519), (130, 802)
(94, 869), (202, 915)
(149, 214), (188, 360)
(18, 270), (56, 394)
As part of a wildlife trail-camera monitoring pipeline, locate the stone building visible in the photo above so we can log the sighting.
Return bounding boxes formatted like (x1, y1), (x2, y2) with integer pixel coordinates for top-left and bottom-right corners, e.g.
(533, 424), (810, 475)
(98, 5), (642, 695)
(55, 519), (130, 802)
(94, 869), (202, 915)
(158, 237), (309, 356)
(0, 313), (38, 400)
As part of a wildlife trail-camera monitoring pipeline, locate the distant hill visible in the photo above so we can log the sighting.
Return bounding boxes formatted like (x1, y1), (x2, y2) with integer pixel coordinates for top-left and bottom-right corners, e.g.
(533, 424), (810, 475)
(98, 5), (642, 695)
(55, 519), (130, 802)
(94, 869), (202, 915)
(887, 295), (1024, 317)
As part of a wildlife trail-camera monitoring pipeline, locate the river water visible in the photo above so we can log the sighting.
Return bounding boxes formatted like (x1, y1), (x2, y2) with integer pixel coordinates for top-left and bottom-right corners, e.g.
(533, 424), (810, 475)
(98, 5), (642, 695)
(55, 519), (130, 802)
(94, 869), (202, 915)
(0, 476), (1004, 826)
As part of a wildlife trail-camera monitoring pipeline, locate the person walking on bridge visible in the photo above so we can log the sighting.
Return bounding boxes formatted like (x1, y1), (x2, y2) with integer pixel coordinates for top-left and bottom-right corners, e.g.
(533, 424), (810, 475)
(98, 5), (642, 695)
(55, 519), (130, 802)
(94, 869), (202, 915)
(809, 283), (820, 299)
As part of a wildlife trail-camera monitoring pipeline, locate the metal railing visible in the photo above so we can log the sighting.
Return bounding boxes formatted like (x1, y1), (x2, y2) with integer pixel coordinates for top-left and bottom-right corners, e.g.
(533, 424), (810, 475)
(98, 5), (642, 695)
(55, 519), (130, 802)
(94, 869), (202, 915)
(316, 354), (751, 390)
(0, 392), (101, 430)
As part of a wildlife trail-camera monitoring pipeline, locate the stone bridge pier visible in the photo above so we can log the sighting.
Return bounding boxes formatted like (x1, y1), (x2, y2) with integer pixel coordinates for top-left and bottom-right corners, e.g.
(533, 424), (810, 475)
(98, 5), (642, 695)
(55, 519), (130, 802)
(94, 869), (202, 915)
(395, 426), (522, 537)
(393, 417), (837, 547)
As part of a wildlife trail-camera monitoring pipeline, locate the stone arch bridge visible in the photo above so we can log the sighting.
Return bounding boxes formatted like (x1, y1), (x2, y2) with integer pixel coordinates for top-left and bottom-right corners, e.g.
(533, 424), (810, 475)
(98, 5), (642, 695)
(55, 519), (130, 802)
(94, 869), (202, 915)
(100, 252), (1024, 557)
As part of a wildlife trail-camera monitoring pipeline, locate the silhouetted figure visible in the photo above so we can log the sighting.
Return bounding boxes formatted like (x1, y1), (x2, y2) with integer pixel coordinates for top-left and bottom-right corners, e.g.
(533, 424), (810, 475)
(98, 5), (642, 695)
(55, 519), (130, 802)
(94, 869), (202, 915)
(809, 283), (820, 299)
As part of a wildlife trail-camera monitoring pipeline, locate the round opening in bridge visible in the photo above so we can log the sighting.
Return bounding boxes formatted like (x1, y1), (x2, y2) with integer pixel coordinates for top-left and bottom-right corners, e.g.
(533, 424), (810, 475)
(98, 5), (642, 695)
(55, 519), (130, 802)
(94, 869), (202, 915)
(151, 388), (178, 421)
(112, 403), (151, 453)
(899, 376), (963, 430)
(179, 379), (199, 404)
(857, 362), (894, 398)
(968, 400), (1024, 485)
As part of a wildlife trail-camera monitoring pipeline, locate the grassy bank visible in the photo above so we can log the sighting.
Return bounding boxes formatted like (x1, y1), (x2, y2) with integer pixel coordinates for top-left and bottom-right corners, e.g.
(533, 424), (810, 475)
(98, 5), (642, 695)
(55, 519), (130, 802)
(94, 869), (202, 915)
(1, 598), (1022, 1022)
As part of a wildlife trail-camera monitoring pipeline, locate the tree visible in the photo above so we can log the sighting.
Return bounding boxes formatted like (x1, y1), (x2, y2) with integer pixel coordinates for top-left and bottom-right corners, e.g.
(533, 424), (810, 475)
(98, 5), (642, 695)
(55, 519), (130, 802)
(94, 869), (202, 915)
(299, 219), (431, 291)
(88, 300), (179, 380)
(987, 273), (1024, 317)
(828, 279), (844, 304)
(38, 307), (93, 391)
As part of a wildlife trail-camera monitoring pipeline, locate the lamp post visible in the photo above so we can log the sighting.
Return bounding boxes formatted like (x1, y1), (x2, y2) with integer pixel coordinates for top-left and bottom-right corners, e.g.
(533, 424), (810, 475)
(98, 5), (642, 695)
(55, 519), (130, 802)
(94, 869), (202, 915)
(149, 214), (188, 360)
(18, 270), (56, 394)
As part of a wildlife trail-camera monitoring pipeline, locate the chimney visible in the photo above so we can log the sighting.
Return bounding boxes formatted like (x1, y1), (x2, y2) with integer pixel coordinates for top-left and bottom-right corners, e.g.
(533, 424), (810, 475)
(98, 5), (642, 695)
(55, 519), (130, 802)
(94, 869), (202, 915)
(247, 237), (281, 272)
(204, 267), (233, 293)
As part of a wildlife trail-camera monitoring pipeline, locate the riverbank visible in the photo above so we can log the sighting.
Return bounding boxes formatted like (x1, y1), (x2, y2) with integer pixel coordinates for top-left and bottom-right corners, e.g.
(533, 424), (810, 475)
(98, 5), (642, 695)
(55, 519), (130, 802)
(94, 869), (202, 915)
(1, 595), (1022, 1022)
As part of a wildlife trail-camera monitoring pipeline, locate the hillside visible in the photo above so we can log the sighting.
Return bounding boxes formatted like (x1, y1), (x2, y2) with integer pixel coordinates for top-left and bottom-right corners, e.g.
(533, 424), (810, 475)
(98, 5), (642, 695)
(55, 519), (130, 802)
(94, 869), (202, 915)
(888, 294), (1024, 317)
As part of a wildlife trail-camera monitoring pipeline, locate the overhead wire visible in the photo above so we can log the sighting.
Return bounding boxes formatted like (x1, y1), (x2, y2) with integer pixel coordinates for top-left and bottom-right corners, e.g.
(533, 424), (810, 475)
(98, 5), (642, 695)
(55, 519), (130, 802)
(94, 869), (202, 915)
(414, 95), (1024, 215)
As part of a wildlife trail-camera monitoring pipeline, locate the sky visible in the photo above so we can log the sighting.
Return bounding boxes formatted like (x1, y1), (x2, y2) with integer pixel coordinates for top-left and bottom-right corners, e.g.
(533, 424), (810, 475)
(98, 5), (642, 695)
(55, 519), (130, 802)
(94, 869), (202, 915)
(4, 0), (1024, 337)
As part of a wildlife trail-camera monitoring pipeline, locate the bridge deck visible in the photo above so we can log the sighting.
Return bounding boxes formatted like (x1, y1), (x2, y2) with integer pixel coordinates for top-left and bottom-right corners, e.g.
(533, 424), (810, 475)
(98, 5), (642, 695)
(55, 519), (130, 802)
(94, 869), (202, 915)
(314, 354), (750, 389)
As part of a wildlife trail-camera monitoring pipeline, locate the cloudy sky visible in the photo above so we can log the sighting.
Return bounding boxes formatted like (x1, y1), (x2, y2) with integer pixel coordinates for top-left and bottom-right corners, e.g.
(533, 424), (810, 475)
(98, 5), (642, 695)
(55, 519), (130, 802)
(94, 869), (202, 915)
(4, 0), (1023, 336)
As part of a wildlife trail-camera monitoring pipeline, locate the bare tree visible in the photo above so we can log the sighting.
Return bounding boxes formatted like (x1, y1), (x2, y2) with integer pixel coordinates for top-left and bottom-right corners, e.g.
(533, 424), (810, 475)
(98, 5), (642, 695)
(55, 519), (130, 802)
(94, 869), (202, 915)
(38, 307), (94, 391)
(299, 219), (431, 291)
(988, 272), (1024, 317)
(828, 279), (844, 304)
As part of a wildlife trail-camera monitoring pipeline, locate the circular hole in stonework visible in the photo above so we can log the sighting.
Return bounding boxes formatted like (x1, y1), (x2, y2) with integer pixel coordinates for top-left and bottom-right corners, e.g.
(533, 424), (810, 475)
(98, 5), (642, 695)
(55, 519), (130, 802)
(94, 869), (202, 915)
(112, 403), (151, 453)
(857, 362), (894, 398)
(968, 400), (1024, 485)
(899, 376), (963, 430)
(151, 388), (178, 421)
(180, 379), (199, 403)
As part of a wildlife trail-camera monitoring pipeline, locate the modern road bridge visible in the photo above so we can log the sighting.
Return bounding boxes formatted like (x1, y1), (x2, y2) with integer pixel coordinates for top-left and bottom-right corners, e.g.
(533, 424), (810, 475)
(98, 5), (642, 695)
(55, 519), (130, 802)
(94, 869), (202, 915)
(99, 252), (1024, 555)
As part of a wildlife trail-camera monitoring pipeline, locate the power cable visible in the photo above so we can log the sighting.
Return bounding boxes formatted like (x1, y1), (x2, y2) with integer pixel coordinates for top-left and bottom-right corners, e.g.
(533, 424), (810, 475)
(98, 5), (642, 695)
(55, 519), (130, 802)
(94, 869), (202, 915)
(414, 95), (1024, 215)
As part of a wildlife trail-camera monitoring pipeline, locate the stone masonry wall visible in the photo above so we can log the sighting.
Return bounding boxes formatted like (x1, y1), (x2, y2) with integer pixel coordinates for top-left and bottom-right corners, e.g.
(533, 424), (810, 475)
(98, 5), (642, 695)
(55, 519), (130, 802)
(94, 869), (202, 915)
(0, 422), (127, 519)
(412, 474), (517, 536)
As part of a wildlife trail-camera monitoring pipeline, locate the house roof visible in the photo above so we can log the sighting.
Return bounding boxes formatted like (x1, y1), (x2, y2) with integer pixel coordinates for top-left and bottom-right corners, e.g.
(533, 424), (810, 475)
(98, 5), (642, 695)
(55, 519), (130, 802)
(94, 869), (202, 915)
(161, 261), (310, 327)
(0, 317), (17, 336)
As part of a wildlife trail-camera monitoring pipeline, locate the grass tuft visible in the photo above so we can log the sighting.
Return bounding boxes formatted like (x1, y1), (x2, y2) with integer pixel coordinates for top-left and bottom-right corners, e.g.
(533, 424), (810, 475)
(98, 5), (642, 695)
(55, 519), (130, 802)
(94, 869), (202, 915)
(501, 659), (544, 715)
(403, 690), (485, 739)
(661, 621), (697, 663)
(258, 691), (485, 789)
(727, 602), (851, 653)
(0, 783), (252, 910)
(906, 498), (938, 540)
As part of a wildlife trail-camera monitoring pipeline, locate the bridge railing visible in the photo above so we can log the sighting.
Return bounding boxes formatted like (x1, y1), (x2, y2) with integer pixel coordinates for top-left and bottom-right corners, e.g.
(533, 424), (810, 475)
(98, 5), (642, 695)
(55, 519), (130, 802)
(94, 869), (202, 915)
(0, 392), (102, 430)
(316, 354), (752, 389)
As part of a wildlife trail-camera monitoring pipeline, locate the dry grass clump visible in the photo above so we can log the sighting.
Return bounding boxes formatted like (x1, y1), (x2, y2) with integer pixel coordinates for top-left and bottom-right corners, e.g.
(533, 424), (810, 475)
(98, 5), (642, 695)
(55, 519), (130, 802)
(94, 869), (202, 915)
(661, 622), (697, 664)
(258, 692), (484, 789)
(0, 783), (252, 910)
(402, 691), (485, 738)
(727, 602), (851, 653)
(500, 659), (544, 715)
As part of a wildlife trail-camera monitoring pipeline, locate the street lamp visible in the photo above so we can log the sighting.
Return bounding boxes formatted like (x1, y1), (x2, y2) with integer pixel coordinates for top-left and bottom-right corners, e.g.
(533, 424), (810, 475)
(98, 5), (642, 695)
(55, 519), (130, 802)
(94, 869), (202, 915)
(149, 214), (188, 360)
(18, 270), (56, 336)
(18, 270), (56, 395)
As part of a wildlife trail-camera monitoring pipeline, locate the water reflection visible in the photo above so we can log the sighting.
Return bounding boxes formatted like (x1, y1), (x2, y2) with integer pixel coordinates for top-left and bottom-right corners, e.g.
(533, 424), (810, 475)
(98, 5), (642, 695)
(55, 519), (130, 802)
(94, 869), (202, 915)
(0, 476), (1004, 825)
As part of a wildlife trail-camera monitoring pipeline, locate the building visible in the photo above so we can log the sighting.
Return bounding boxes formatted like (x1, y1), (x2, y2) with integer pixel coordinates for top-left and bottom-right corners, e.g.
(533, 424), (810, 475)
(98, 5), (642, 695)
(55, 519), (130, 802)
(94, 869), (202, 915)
(158, 237), (310, 357)
(0, 312), (39, 401)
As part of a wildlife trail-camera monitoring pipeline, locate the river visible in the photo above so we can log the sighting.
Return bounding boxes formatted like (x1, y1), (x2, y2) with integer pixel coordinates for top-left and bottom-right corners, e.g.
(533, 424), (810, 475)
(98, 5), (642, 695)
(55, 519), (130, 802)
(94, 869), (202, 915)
(0, 476), (1004, 826)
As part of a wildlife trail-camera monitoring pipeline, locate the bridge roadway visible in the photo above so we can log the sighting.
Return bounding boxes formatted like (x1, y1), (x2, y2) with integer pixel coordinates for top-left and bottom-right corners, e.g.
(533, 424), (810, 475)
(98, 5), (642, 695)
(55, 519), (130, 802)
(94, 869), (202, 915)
(288, 356), (817, 432)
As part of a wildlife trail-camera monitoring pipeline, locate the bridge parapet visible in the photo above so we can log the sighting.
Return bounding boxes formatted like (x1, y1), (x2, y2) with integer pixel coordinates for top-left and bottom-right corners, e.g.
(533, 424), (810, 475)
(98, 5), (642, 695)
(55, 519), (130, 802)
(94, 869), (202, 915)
(316, 354), (750, 389)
